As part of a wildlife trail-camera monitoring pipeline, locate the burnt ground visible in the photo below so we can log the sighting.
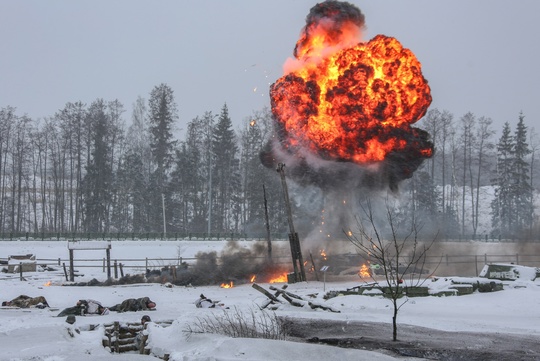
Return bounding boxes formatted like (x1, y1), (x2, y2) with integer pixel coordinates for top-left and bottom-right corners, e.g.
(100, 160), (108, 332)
(281, 318), (540, 361)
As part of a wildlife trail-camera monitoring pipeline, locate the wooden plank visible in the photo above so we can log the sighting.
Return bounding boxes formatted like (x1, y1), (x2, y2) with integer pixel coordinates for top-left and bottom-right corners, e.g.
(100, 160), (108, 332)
(252, 283), (281, 303)
(68, 240), (111, 250)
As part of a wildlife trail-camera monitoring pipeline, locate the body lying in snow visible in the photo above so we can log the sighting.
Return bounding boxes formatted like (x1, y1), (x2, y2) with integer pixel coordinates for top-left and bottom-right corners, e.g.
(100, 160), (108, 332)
(195, 294), (228, 309)
(57, 299), (109, 317)
(2, 295), (49, 309)
(109, 297), (156, 312)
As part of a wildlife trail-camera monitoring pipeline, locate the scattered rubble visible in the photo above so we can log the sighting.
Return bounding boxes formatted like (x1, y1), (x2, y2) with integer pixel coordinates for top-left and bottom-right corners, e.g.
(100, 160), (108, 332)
(252, 283), (340, 313)
(324, 276), (506, 300)
(479, 263), (539, 281)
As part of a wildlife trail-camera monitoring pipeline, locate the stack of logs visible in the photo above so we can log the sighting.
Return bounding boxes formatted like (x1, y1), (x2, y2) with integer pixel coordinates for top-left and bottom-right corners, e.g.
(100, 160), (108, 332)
(252, 283), (340, 313)
(102, 320), (173, 357)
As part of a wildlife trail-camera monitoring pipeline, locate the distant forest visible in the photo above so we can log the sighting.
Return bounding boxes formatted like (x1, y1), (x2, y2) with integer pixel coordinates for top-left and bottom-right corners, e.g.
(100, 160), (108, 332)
(0, 83), (538, 240)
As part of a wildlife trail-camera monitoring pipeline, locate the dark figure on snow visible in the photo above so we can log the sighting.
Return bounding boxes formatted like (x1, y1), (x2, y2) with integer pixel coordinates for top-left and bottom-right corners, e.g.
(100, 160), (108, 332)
(57, 299), (109, 317)
(109, 297), (156, 312)
(195, 294), (228, 309)
(2, 295), (49, 309)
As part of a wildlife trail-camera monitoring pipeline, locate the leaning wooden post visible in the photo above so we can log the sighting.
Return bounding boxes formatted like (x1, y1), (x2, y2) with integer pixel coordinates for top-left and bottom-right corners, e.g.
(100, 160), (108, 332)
(106, 247), (111, 279)
(69, 248), (75, 282)
(252, 283), (281, 303)
(263, 184), (272, 262)
(310, 252), (319, 281)
(276, 163), (306, 282)
(63, 263), (68, 281)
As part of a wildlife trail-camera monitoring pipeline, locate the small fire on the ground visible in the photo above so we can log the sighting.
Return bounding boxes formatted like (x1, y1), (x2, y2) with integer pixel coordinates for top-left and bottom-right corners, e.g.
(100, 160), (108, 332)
(250, 275), (256, 283)
(269, 273), (288, 283)
(220, 281), (234, 288)
(359, 264), (370, 278)
(43, 281), (52, 287)
(320, 249), (327, 261)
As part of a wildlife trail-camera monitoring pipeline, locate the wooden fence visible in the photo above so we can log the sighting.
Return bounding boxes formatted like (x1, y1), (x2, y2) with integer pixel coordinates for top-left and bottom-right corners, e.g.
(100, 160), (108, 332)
(2, 253), (539, 279)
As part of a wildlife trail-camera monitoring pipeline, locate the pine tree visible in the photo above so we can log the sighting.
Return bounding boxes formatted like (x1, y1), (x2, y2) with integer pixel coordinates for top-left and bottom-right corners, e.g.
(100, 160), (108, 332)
(111, 131), (149, 234)
(169, 143), (191, 232)
(240, 116), (267, 230)
(147, 84), (178, 232)
(491, 122), (515, 238)
(211, 104), (240, 232)
(82, 100), (113, 233)
(414, 170), (440, 216)
(170, 115), (210, 233)
(512, 113), (533, 236)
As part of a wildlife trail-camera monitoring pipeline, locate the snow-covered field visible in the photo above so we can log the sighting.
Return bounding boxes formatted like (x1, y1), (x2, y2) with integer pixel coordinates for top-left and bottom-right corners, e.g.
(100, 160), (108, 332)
(1, 240), (539, 361)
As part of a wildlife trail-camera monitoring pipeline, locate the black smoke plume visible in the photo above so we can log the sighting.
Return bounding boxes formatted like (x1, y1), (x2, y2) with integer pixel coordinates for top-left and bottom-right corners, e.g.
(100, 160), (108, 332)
(294, 0), (365, 59)
(261, 0), (433, 193)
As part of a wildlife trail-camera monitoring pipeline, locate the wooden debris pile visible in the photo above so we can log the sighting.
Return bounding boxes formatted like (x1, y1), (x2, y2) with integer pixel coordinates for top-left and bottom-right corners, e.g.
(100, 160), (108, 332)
(252, 283), (340, 313)
(102, 319), (173, 358)
(323, 276), (506, 300)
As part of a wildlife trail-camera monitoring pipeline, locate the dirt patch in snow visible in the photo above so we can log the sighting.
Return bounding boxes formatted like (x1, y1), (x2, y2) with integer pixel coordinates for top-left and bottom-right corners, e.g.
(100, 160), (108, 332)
(283, 318), (539, 360)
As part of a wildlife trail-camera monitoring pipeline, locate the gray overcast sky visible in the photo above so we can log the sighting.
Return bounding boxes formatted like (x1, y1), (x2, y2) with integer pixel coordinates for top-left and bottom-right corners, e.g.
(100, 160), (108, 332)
(1, 0), (539, 136)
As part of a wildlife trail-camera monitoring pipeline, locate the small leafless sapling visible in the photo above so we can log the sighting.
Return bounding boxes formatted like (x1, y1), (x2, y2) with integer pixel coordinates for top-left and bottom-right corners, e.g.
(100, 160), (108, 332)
(345, 197), (439, 341)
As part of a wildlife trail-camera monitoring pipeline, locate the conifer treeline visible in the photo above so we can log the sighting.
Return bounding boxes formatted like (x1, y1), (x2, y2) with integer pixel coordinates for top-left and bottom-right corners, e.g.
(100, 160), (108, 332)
(0, 85), (537, 239)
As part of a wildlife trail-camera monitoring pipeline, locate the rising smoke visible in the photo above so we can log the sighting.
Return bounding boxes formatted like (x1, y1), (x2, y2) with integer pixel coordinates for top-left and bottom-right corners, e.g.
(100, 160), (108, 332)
(261, 0), (432, 193)
(260, 0), (434, 244)
(293, 0), (365, 61)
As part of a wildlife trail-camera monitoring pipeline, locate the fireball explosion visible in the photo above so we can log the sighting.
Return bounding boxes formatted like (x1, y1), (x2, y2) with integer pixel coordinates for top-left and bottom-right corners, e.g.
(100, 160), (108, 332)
(261, 0), (433, 192)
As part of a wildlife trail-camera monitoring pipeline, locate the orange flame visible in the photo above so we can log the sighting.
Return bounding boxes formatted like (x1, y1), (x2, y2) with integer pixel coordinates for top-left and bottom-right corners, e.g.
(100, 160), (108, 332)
(359, 264), (370, 278)
(43, 281), (52, 287)
(250, 275), (256, 283)
(320, 249), (327, 261)
(269, 273), (288, 283)
(271, 31), (432, 164)
(220, 281), (234, 288)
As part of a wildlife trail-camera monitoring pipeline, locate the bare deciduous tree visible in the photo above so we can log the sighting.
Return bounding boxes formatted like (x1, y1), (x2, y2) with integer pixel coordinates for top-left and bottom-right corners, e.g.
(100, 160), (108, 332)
(345, 197), (438, 341)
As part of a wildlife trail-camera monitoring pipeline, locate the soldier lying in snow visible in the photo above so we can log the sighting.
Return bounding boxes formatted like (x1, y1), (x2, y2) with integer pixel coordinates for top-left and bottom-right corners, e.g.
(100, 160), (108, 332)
(57, 299), (109, 317)
(109, 297), (156, 312)
(2, 295), (49, 309)
(195, 294), (228, 309)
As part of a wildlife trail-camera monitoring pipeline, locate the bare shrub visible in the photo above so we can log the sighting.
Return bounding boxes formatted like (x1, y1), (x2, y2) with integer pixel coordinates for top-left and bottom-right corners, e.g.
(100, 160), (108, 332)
(346, 197), (440, 341)
(184, 307), (288, 340)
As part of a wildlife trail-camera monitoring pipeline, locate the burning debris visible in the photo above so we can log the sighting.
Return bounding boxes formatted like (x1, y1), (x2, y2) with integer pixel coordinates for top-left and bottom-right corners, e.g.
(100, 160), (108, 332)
(164, 241), (292, 287)
(261, 0), (433, 192)
(220, 281), (234, 289)
(252, 283), (340, 313)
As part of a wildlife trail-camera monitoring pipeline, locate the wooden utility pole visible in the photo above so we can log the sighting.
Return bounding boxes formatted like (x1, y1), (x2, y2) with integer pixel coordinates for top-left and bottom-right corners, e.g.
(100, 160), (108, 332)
(276, 163), (306, 282)
(263, 184), (272, 262)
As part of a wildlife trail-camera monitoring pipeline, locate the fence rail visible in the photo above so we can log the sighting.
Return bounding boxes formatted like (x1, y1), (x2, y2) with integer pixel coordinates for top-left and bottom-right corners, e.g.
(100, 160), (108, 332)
(2, 253), (539, 280)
